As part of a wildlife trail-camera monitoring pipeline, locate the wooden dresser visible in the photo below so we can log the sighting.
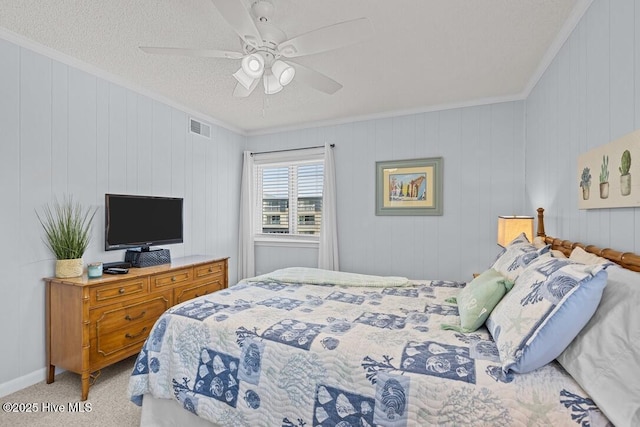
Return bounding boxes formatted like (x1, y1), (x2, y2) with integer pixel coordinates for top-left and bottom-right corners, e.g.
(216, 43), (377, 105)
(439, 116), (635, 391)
(44, 255), (228, 400)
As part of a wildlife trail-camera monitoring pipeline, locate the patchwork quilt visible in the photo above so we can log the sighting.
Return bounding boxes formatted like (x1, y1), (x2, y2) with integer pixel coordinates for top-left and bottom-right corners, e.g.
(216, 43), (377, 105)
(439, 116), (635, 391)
(128, 268), (611, 427)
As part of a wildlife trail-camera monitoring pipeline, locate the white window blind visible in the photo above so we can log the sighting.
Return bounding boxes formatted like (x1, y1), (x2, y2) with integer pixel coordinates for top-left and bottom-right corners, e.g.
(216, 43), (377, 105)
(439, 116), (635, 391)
(254, 155), (324, 237)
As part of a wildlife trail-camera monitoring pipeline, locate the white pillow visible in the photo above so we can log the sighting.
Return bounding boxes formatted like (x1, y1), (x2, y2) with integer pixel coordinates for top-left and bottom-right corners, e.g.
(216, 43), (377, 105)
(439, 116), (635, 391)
(533, 236), (567, 258)
(532, 236), (546, 249)
(557, 265), (640, 427)
(569, 246), (609, 265)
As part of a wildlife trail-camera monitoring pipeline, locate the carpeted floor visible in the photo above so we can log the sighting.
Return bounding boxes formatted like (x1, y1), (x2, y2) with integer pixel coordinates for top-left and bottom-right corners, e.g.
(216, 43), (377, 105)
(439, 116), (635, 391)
(0, 356), (141, 426)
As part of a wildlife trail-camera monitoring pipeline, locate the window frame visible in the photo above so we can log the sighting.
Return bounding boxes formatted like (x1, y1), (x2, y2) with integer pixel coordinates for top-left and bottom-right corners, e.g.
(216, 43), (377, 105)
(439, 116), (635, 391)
(252, 148), (325, 247)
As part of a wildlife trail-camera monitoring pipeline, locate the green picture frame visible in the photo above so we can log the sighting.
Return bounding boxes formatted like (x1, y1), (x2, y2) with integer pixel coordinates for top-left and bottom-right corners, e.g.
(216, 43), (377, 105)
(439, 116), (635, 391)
(375, 157), (443, 216)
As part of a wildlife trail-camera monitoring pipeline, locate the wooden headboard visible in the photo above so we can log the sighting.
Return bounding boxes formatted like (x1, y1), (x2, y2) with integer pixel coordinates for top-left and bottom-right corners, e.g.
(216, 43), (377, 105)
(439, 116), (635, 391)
(536, 207), (640, 272)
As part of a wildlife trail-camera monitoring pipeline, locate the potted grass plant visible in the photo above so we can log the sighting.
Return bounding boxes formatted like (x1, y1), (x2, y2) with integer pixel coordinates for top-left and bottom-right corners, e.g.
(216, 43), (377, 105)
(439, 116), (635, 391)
(36, 196), (97, 278)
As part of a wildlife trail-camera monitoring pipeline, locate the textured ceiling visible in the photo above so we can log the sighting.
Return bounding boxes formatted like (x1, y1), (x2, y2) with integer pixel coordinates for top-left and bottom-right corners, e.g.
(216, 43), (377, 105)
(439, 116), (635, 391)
(0, 0), (585, 134)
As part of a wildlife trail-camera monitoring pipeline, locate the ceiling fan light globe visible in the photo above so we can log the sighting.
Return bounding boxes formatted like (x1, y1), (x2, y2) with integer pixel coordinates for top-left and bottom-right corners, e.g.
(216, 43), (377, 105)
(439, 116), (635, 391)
(280, 68), (295, 86)
(263, 73), (283, 94)
(241, 53), (265, 79)
(233, 68), (256, 90)
(272, 60), (295, 86)
(247, 57), (262, 72)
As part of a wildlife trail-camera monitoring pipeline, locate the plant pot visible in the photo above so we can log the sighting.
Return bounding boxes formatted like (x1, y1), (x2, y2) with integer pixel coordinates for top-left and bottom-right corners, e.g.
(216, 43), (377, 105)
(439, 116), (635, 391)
(621, 174), (631, 196)
(55, 258), (83, 278)
(582, 186), (590, 200)
(599, 182), (609, 199)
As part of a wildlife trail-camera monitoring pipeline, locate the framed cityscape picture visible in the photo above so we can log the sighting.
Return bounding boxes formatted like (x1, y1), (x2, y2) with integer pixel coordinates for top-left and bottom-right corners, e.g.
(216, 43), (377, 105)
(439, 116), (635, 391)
(375, 157), (443, 216)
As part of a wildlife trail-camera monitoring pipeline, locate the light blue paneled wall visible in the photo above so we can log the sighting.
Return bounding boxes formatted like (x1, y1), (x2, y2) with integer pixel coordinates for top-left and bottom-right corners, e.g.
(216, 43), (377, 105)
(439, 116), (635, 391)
(525, 0), (640, 252)
(248, 101), (527, 281)
(0, 38), (244, 394)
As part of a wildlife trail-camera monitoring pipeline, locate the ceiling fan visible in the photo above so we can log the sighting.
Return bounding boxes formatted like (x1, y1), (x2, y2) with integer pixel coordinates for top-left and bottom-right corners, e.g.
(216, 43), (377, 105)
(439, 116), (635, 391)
(140, 0), (373, 98)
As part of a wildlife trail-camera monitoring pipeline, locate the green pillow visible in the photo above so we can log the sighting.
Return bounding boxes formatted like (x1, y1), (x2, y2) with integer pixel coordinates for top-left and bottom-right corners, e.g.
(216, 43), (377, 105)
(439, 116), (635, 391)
(442, 268), (514, 333)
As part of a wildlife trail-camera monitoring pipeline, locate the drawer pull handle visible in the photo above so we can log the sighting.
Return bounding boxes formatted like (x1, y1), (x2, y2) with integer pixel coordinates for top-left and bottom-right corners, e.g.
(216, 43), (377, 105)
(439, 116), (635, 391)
(118, 288), (126, 294)
(171, 276), (176, 282)
(208, 267), (213, 273)
(125, 311), (146, 321)
(125, 327), (148, 340)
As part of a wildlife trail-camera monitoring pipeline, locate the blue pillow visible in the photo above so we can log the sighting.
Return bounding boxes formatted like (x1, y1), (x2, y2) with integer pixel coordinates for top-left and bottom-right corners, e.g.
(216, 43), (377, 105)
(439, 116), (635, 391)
(486, 256), (608, 373)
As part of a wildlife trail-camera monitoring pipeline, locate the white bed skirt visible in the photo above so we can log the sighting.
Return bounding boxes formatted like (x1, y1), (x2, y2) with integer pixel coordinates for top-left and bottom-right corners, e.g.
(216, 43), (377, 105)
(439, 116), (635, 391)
(140, 394), (218, 427)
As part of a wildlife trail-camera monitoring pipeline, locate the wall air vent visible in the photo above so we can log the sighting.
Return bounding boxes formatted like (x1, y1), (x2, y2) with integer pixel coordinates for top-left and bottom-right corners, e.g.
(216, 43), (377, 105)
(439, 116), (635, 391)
(189, 118), (211, 139)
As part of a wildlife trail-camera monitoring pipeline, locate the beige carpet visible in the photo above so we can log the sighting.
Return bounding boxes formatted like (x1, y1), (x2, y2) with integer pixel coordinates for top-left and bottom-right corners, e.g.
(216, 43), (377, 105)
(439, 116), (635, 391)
(0, 356), (141, 426)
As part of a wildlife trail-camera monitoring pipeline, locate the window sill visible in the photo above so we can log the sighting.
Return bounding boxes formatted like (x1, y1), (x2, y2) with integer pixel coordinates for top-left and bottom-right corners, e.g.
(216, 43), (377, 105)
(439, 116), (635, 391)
(254, 235), (319, 248)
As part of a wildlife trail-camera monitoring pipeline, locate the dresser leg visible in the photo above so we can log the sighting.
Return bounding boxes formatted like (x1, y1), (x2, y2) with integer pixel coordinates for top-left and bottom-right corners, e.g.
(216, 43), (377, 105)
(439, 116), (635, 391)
(81, 372), (90, 401)
(47, 364), (55, 384)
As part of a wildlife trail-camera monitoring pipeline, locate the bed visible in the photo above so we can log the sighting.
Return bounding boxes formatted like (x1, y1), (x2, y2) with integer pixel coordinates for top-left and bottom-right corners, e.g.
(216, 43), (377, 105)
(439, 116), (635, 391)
(127, 208), (639, 426)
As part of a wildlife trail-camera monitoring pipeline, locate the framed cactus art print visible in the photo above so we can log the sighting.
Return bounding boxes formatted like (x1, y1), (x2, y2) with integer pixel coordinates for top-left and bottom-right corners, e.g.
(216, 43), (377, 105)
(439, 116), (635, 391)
(578, 128), (640, 209)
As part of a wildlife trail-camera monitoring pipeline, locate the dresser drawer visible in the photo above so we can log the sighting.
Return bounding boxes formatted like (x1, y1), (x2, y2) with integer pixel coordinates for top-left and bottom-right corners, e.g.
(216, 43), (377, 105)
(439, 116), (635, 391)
(151, 268), (192, 291)
(174, 280), (224, 305)
(91, 316), (158, 362)
(194, 261), (225, 282)
(91, 293), (170, 338)
(89, 277), (149, 306)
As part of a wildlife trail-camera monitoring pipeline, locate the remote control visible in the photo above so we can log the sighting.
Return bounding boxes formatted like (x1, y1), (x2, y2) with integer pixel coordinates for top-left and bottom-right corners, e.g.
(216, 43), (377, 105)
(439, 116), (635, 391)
(104, 268), (129, 274)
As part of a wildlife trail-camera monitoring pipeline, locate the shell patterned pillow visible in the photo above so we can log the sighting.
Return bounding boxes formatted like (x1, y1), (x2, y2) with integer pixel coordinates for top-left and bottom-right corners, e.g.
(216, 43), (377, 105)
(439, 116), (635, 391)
(486, 256), (608, 373)
(491, 233), (550, 282)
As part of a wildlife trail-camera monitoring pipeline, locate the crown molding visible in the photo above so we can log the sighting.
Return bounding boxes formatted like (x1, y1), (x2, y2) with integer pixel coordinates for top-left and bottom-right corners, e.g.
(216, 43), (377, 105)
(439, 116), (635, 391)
(245, 94), (524, 136)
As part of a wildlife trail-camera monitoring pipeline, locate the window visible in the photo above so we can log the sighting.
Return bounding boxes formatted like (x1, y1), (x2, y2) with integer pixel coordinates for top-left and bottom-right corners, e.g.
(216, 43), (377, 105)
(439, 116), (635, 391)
(254, 151), (324, 239)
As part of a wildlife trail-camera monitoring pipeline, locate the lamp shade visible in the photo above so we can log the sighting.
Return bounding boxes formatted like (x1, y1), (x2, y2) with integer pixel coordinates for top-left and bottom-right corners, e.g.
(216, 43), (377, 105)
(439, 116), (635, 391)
(497, 216), (534, 247)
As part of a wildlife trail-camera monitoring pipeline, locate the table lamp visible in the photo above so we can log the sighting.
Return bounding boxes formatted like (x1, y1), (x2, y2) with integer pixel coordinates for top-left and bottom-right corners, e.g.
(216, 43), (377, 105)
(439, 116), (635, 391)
(497, 215), (534, 247)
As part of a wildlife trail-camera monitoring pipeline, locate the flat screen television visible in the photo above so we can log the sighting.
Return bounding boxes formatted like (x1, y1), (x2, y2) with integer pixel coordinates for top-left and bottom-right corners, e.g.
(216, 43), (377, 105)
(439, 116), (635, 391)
(105, 193), (183, 251)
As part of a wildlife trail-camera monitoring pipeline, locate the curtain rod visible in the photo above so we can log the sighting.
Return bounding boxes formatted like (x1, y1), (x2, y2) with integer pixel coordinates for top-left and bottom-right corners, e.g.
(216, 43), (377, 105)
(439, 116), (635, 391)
(250, 144), (335, 156)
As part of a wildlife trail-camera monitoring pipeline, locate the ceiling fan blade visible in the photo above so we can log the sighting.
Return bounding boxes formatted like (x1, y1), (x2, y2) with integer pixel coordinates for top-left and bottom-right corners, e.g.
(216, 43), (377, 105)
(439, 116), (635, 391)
(277, 17), (372, 58)
(233, 78), (259, 97)
(210, 0), (263, 49)
(140, 46), (243, 59)
(290, 62), (342, 95)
